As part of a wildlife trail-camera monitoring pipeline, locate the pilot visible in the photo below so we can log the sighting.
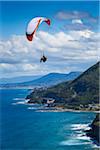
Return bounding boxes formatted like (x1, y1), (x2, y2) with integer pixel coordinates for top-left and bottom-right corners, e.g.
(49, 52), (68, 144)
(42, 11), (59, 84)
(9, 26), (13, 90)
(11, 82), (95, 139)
(40, 55), (47, 62)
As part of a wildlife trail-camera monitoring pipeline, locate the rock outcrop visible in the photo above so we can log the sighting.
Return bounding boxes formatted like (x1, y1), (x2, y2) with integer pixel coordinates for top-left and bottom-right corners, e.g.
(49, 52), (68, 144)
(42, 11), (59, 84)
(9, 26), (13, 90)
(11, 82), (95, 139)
(86, 114), (100, 145)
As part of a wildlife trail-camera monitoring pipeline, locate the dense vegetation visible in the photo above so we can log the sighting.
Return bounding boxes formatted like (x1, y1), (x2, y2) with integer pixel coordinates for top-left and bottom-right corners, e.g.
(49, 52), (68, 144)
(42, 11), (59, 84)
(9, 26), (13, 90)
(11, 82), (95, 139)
(27, 62), (99, 108)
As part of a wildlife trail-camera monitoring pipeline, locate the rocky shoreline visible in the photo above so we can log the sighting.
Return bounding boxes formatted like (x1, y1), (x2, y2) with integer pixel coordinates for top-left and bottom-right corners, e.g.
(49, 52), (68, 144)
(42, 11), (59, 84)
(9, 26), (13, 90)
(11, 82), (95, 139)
(85, 114), (100, 146)
(27, 103), (100, 113)
(26, 97), (100, 112)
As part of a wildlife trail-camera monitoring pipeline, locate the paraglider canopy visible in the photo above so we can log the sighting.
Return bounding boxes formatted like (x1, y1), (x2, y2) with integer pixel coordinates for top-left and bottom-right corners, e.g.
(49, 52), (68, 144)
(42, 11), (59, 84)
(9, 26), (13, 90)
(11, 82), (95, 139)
(26, 17), (51, 41)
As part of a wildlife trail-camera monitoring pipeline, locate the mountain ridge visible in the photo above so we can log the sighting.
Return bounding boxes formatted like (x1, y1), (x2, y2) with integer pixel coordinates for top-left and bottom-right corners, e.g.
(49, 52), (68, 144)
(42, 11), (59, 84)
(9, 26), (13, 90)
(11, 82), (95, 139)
(27, 62), (99, 110)
(0, 72), (81, 88)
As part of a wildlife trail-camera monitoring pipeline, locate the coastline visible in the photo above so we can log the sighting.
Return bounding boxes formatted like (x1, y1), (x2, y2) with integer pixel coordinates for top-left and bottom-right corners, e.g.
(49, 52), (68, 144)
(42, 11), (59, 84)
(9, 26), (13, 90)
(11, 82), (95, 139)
(35, 109), (100, 113)
(27, 105), (100, 113)
(85, 114), (100, 146)
(12, 96), (100, 113)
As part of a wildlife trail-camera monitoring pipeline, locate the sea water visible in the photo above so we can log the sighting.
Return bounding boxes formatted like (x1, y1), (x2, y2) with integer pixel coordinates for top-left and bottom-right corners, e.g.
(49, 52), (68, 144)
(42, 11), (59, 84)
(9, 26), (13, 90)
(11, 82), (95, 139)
(0, 89), (98, 150)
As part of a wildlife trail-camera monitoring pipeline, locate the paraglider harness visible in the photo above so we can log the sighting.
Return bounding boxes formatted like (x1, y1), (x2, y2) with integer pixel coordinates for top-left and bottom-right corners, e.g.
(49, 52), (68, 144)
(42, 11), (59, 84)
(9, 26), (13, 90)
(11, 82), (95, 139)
(40, 55), (47, 63)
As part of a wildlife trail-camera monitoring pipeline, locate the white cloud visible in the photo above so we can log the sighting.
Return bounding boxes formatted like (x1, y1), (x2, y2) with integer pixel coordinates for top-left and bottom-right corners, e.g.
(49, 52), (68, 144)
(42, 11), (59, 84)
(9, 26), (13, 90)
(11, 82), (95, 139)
(0, 29), (99, 77)
(56, 11), (90, 20)
(22, 64), (38, 71)
(72, 19), (83, 24)
(56, 11), (99, 31)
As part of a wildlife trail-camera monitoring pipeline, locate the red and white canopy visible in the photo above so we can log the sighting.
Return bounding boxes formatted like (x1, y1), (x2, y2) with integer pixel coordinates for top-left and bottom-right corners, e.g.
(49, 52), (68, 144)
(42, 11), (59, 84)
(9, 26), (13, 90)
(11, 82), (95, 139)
(26, 17), (51, 41)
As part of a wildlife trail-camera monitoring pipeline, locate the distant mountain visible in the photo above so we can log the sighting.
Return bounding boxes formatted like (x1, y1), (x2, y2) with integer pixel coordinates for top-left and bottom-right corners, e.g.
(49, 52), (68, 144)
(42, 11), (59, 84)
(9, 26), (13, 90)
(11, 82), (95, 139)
(0, 72), (81, 88)
(27, 62), (99, 108)
(20, 72), (81, 87)
(0, 75), (42, 84)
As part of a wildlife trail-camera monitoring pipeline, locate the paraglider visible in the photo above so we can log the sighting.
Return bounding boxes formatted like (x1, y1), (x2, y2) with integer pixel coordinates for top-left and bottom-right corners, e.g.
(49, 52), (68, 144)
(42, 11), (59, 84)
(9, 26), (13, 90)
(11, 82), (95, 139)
(26, 17), (51, 62)
(40, 55), (47, 63)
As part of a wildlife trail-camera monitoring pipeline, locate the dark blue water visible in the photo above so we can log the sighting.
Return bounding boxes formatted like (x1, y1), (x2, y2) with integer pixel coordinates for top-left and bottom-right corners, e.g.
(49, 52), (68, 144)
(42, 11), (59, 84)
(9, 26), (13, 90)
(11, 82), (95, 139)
(0, 89), (97, 150)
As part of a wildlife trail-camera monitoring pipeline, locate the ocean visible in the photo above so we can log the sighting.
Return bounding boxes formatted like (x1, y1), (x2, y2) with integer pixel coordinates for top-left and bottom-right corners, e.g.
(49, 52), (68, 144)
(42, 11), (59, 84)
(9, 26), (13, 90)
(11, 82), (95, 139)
(0, 89), (98, 150)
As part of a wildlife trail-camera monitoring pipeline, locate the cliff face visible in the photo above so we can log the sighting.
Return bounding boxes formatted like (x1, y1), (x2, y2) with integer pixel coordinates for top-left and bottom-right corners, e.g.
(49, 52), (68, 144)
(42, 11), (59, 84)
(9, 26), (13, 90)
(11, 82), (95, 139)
(86, 114), (100, 145)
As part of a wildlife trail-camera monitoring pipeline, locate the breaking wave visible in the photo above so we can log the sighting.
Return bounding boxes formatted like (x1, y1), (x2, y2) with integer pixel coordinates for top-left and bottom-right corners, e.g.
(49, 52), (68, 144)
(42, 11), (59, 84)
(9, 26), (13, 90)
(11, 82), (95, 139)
(71, 124), (91, 130)
(13, 98), (26, 101)
(60, 123), (92, 147)
(60, 139), (91, 146)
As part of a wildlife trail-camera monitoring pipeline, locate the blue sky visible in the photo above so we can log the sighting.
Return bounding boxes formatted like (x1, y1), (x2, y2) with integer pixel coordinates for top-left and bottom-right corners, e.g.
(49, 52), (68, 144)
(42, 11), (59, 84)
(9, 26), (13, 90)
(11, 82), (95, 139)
(0, 1), (99, 77)
(1, 1), (99, 39)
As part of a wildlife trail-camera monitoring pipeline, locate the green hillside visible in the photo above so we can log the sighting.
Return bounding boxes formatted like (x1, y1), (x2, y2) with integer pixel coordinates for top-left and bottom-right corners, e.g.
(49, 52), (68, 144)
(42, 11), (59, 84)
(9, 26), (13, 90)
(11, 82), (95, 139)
(27, 62), (99, 110)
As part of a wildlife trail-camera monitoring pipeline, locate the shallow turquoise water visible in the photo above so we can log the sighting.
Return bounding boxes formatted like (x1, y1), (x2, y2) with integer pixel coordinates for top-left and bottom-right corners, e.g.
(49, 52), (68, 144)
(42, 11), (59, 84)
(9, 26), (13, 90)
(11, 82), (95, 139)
(0, 89), (97, 150)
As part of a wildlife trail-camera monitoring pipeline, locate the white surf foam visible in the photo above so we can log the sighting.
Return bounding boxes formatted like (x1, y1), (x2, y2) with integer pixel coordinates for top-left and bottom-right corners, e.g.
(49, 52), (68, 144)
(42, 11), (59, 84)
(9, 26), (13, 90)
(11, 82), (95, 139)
(92, 144), (100, 149)
(13, 98), (25, 101)
(28, 107), (37, 110)
(71, 124), (91, 130)
(12, 100), (28, 105)
(60, 139), (91, 146)
(16, 101), (26, 104)
(60, 123), (92, 147)
(76, 134), (91, 141)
